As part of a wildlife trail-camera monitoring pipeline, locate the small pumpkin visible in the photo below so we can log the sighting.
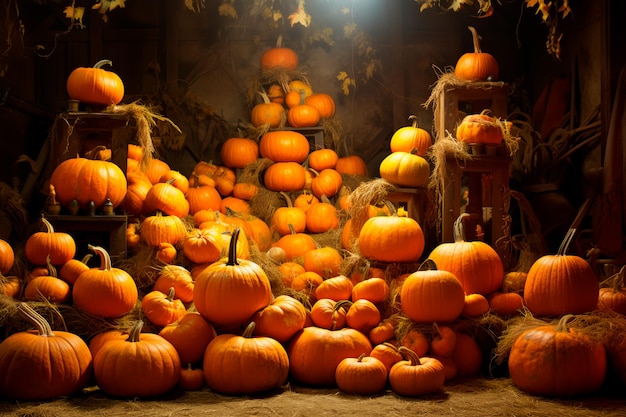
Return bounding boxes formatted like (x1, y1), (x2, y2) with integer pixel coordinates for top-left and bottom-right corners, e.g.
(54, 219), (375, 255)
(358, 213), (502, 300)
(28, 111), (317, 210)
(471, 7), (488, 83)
(159, 312), (217, 365)
(335, 155), (368, 176)
(308, 149), (338, 172)
(390, 115), (432, 156)
(271, 225), (317, 261)
(24, 261), (70, 304)
(454, 26), (499, 82)
(153, 265), (195, 304)
(141, 287), (187, 327)
(389, 346), (446, 397)
(310, 168), (343, 199)
(72, 245), (138, 319)
(66, 59), (124, 106)
(0, 238), (15, 275)
(251, 295), (308, 344)
(456, 111), (504, 145)
(597, 265), (626, 315)
(25, 216), (76, 266)
(251, 91), (285, 128)
(335, 353), (388, 396)
(178, 363), (205, 391)
(143, 179), (190, 217)
(271, 191), (307, 236)
(305, 93), (336, 119)
(220, 137), (259, 169)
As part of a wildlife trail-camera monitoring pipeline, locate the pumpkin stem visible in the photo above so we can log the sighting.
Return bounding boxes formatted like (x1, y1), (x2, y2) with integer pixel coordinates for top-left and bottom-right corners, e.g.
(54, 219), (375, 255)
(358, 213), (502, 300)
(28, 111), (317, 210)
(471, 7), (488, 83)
(452, 213), (470, 243)
(126, 320), (144, 343)
(398, 345), (422, 366)
(357, 353), (366, 362)
(17, 302), (54, 337)
(275, 34), (283, 48)
(279, 191), (293, 208)
(166, 287), (176, 302)
(94, 59), (113, 69)
(408, 114), (418, 128)
(88, 244), (113, 271)
(40, 215), (56, 234)
(418, 258), (438, 271)
(242, 321), (256, 338)
(467, 26), (482, 54)
(556, 227), (577, 256)
(45, 255), (58, 278)
(555, 314), (575, 333)
(226, 228), (241, 266)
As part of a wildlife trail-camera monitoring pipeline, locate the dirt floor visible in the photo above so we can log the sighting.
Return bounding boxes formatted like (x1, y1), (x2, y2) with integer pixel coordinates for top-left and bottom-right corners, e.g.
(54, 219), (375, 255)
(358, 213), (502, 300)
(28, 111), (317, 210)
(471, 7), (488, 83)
(1, 377), (625, 417)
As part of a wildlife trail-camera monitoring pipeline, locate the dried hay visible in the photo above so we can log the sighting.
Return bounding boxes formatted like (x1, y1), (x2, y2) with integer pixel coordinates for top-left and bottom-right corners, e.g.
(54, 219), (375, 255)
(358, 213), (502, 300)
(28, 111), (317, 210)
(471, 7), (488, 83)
(246, 67), (312, 106)
(345, 178), (396, 238)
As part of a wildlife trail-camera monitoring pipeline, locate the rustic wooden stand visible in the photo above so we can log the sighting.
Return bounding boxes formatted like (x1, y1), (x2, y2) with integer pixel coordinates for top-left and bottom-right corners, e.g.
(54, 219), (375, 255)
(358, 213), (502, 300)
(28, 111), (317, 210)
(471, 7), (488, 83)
(48, 112), (137, 260)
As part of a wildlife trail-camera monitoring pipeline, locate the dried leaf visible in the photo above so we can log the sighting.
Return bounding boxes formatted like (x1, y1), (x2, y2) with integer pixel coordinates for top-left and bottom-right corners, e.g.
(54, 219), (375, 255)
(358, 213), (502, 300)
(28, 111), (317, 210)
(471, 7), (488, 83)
(343, 22), (357, 38)
(218, 0), (238, 19)
(311, 27), (334, 47)
(447, 0), (474, 12)
(63, 6), (75, 19)
(337, 72), (355, 95)
(288, 1), (311, 28)
(365, 59), (379, 80)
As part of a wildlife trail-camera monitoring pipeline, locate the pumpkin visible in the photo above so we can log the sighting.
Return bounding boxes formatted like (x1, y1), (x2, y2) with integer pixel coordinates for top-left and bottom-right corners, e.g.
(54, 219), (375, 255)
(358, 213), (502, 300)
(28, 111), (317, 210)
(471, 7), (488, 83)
(523, 228), (599, 317)
(260, 35), (298, 70)
(159, 170), (189, 195)
(232, 182), (258, 200)
(271, 191), (307, 236)
(508, 315), (606, 396)
(0, 238), (14, 274)
(220, 137), (259, 169)
(452, 332), (483, 377)
(182, 227), (222, 265)
(287, 102), (321, 128)
(120, 170), (152, 216)
(399, 328), (430, 357)
(428, 213), (504, 296)
(390, 115), (432, 156)
(389, 346), (445, 397)
(0, 303), (93, 400)
(264, 161), (307, 192)
(461, 293), (490, 318)
(193, 229), (272, 329)
(293, 190), (319, 213)
(400, 260), (465, 323)
(66, 59), (124, 106)
(310, 298), (349, 330)
(379, 151), (430, 188)
(315, 275), (353, 301)
(178, 363), (205, 391)
(266, 83), (285, 104)
(345, 299), (381, 334)
(287, 326), (372, 386)
(0, 271), (21, 299)
(303, 246), (342, 279)
(143, 179), (190, 217)
(454, 26), (499, 82)
(141, 287), (187, 327)
(25, 216), (76, 266)
(501, 270), (528, 294)
(251, 295), (307, 344)
(310, 168), (343, 199)
(368, 316), (398, 345)
(93, 320), (181, 398)
(260, 130), (310, 163)
(185, 181), (222, 215)
(335, 155), (368, 176)
(358, 205), (425, 263)
(49, 156), (127, 209)
(308, 148), (338, 171)
(456, 111), (504, 145)
(251, 91), (285, 128)
(140, 211), (188, 247)
(159, 312), (216, 365)
(203, 322), (290, 394)
(351, 277), (390, 305)
(291, 271), (324, 303)
(153, 265), (195, 304)
(597, 265), (626, 315)
(335, 353), (388, 396)
(305, 93), (336, 119)
(72, 245), (138, 318)
(288, 79), (313, 97)
(370, 341), (403, 374)
(488, 291), (524, 316)
(24, 268), (71, 304)
(88, 329), (128, 359)
(271, 226), (317, 261)
(145, 158), (171, 184)
(304, 198), (339, 234)
(430, 323), (456, 357)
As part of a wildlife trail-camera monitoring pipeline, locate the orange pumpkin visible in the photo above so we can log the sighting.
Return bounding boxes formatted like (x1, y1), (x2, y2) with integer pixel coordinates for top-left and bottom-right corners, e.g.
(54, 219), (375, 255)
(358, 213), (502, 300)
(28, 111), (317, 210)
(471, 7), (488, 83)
(287, 103), (320, 128)
(140, 212), (188, 247)
(25, 216), (76, 266)
(141, 287), (187, 327)
(66, 59), (124, 106)
(271, 191), (307, 236)
(305, 93), (336, 119)
(0, 238), (14, 275)
(220, 137), (259, 169)
(454, 26), (499, 82)
(251, 294), (307, 344)
(49, 156), (127, 210)
(379, 151), (430, 188)
(153, 265), (195, 304)
(310, 168), (343, 199)
(335, 155), (368, 176)
(143, 180), (189, 217)
(335, 353), (387, 396)
(159, 312), (216, 365)
(264, 162), (307, 192)
(251, 91), (285, 128)
(390, 115), (432, 156)
(260, 130), (310, 163)
(260, 35), (298, 70)
(308, 148), (338, 171)
(389, 346), (445, 397)
(456, 111), (504, 145)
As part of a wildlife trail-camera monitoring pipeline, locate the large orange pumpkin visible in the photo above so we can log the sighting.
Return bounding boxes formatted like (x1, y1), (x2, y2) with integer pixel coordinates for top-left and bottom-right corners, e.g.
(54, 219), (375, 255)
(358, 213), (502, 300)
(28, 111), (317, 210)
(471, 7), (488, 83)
(220, 137), (259, 169)
(66, 59), (124, 106)
(264, 162), (307, 192)
(260, 35), (298, 70)
(193, 229), (272, 329)
(379, 151), (430, 188)
(390, 115), (432, 156)
(260, 130), (310, 163)
(508, 315), (606, 396)
(49, 156), (127, 210)
(0, 303), (93, 401)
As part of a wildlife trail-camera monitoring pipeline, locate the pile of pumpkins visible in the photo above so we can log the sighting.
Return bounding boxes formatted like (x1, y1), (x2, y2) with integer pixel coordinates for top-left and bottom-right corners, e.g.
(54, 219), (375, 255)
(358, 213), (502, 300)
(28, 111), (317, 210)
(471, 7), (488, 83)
(1, 33), (625, 402)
